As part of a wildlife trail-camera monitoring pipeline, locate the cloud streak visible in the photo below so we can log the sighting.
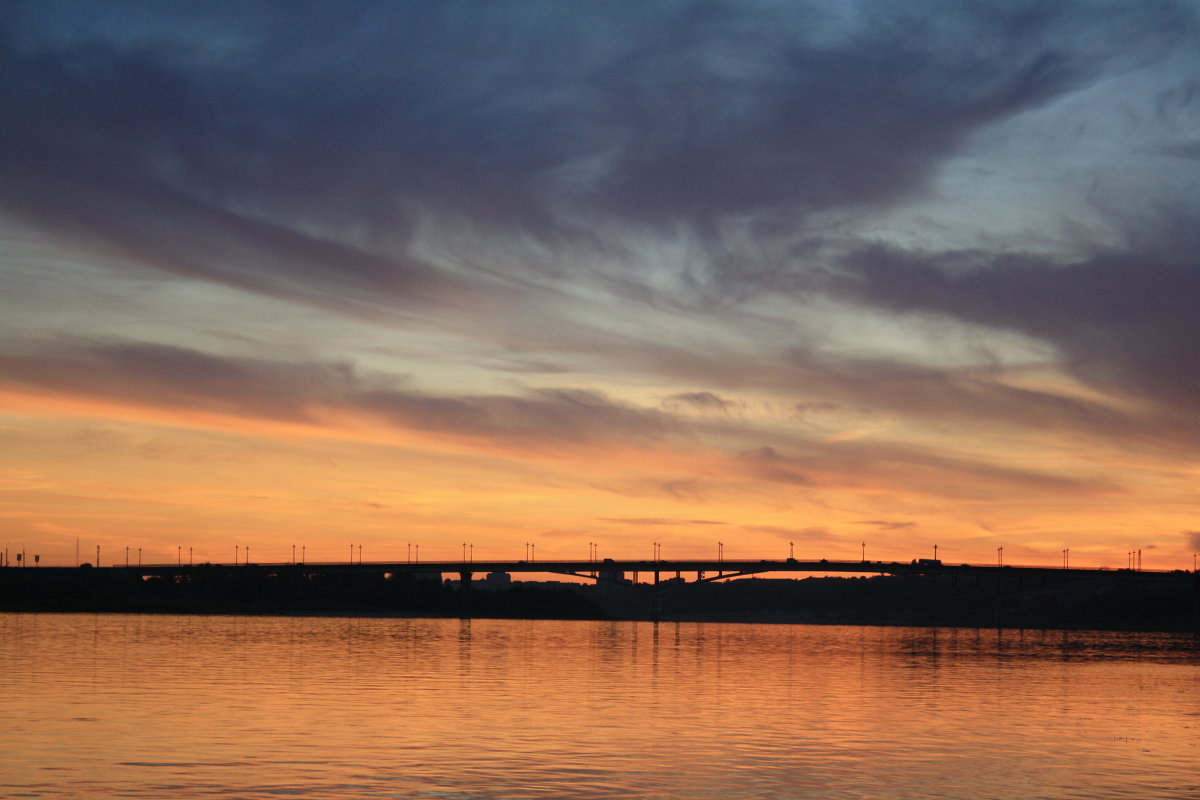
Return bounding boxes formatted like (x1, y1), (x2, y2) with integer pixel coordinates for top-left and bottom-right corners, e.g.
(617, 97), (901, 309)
(0, 340), (678, 450)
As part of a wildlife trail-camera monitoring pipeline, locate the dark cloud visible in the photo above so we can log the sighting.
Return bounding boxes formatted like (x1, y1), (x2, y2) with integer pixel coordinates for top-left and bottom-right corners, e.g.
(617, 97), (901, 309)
(737, 440), (1116, 498)
(858, 520), (916, 531)
(833, 241), (1200, 416)
(358, 387), (674, 447)
(0, 340), (363, 422)
(0, 340), (676, 448)
(779, 348), (1195, 447)
(600, 518), (727, 526)
(475, 356), (570, 375)
(0, 334), (1151, 501)
(662, 391), (734, 412)
(740, 446), (816, 486)
(594, 478), (714, 504)
(590, 3), (1086, 223)
(3, 0), (1186, 309)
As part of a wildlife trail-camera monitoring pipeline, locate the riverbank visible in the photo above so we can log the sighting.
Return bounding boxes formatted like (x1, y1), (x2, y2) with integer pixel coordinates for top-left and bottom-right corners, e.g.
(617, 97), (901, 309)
(2, 569), (1195, 632)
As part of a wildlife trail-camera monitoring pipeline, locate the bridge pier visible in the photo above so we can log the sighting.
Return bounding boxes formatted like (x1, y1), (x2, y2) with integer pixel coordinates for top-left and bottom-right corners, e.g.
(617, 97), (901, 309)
(1193, 572), (1199, 632)
(652, 571), (661, 623)
(458, 570), (472, 619)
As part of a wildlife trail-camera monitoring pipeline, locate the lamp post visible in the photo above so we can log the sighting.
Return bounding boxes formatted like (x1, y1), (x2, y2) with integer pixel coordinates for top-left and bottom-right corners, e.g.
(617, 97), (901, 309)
(861, 541), (866, 563)
(177, 545), (181, 565)
(789, 541), (793, 560)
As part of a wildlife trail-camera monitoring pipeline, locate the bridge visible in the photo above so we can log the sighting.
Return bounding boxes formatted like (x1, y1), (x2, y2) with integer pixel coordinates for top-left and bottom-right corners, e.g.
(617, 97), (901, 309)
(34, 556), (1195, 588)
(6, 557), (1197, 627)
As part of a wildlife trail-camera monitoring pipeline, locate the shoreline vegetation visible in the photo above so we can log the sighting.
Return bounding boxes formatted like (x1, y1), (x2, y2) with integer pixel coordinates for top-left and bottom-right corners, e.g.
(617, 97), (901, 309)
(2, 568), (1196, 633)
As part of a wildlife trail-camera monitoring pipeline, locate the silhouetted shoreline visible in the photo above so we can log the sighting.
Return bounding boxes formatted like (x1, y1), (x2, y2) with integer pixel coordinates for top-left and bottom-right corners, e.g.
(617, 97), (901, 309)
(3, 568), (1196, 632)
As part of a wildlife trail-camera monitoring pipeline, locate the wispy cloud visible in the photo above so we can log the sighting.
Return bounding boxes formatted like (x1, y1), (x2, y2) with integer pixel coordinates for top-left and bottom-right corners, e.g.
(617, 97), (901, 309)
(600, 518), (728, 526)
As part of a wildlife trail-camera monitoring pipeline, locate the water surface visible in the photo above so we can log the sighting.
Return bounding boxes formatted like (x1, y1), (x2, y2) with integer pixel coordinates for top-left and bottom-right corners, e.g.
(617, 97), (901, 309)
(2, 614), (1197, 799)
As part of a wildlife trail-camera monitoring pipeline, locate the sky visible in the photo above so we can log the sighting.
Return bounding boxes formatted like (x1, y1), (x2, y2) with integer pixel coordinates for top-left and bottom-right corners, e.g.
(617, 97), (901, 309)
(2, 0), (1199, 569)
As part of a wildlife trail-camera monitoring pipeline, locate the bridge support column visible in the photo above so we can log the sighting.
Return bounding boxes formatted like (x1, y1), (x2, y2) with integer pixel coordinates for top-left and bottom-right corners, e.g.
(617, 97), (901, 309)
(458, 570), (472, 619)
(1193, 573), (1199, 632)
(652, 571), (661, 623)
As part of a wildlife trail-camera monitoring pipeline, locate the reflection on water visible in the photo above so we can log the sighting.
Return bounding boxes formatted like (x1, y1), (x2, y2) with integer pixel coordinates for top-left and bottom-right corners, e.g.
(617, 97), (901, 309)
(1, 614), (1197, 799)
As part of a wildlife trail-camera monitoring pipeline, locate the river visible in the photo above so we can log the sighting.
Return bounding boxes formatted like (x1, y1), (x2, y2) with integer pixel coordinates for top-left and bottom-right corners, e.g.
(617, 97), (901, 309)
(1, 613), (1197, 799)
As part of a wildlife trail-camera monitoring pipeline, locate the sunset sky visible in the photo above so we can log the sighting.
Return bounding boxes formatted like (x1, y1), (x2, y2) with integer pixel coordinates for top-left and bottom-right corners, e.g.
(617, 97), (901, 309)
(2, 0), (1199, 569)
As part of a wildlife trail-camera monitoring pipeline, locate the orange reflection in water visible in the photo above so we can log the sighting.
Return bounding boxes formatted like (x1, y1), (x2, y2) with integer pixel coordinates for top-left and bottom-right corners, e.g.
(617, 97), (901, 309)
(1, 614), (1198, 799)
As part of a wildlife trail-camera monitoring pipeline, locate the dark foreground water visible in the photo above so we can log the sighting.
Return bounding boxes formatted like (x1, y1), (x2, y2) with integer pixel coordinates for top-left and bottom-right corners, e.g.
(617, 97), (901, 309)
(1, 614), (1197, 799)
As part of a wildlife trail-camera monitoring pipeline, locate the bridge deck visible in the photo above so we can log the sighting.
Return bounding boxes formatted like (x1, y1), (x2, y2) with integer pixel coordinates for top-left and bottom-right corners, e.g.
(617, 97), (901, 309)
(15, 558), (1194, 584)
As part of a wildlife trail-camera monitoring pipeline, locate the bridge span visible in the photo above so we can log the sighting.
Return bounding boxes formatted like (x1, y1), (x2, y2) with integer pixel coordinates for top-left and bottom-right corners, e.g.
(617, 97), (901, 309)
(8, 557), (1197, 627)
(50, 557), (1195, 587)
